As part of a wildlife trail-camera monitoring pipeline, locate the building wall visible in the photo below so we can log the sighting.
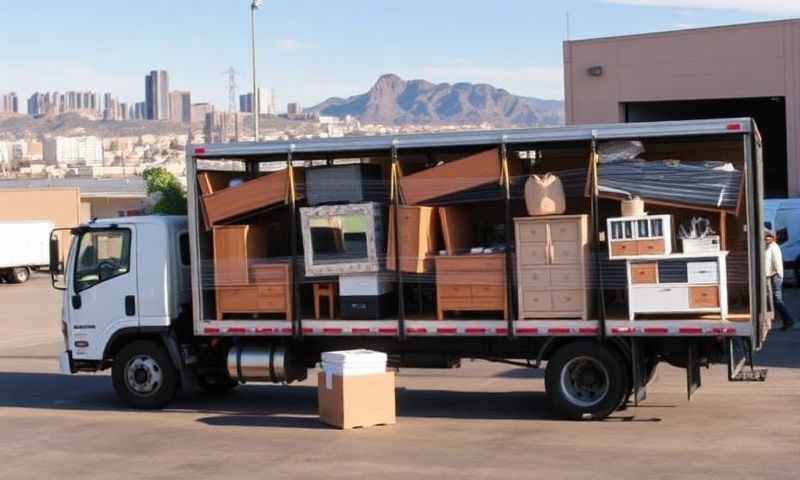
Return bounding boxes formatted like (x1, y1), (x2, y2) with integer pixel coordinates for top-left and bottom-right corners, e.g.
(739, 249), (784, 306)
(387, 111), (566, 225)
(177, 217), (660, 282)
(563, 19), (800, 195)
(85, 197), (146, 218)
(0, 188), (86, 228)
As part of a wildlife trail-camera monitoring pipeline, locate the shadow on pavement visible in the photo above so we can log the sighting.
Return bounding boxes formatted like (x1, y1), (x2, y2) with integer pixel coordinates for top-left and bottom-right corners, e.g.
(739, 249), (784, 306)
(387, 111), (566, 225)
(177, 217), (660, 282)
(753, 328), (800, 369)
(0, 371), (574, 425)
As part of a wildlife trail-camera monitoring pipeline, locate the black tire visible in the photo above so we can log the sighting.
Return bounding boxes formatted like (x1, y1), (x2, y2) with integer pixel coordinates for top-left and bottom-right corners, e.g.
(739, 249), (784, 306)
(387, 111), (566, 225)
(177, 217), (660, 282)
(9, 267), (30, 284)
(112, 340), (178, 409)
(545, 341), (627, 420)
(196, 373), (239, 394)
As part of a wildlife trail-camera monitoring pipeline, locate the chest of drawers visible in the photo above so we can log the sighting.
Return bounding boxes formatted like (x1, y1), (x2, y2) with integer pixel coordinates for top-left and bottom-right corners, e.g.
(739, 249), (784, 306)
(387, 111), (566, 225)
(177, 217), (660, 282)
(215, 263), (291, 320)
(514, 215), (590, 319)
(626, 252), (728, 320)
(434, 254), (506, 320)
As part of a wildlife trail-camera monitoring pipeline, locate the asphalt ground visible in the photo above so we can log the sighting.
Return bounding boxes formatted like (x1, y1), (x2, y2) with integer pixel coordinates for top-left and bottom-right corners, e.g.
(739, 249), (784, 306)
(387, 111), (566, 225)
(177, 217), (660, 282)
(0, 274), (797, 479)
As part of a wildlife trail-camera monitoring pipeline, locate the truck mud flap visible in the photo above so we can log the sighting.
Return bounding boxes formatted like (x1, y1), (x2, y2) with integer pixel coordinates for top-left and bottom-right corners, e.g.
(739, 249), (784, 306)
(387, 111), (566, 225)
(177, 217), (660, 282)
(727, 337), (768, 382)
(686, 342), (701, 401)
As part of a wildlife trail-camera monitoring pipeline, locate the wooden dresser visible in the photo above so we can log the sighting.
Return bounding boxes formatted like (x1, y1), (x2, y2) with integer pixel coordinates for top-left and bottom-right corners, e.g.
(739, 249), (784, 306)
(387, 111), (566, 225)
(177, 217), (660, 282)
(213, 225), (291, 320)
(434, 254), (506, 320)
(514, 215), (589, 320)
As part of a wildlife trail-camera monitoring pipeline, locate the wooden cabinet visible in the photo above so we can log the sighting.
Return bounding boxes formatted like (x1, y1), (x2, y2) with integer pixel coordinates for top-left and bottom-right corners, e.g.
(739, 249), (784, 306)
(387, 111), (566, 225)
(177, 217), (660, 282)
(434, 254), (506, 320)
(386, 206), (439, 273)
(626, 252), (728, 320)
(213, 225), (268, 285)
(215, 263), (291, 320)
(213, 225), (291, 320)
(514, 215), (589, 320)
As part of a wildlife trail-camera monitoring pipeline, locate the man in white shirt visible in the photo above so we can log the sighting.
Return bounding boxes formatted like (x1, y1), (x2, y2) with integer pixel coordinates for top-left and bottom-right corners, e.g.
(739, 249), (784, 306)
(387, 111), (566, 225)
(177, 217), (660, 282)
(765, 230), (795, 330)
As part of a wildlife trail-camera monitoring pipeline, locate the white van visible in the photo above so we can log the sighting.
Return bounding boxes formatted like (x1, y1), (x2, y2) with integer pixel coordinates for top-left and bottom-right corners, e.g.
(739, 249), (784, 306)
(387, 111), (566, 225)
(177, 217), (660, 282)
(763, 198), (800, 280)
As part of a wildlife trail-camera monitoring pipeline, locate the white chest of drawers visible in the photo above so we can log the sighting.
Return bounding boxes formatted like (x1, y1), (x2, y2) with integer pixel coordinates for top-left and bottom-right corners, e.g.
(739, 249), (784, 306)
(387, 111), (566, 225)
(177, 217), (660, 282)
(626, 252), (729, 320)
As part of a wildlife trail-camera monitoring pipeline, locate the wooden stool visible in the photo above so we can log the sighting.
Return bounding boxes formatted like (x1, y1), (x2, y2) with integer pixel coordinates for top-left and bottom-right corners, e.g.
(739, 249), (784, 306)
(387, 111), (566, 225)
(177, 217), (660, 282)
(313, 283), (337, 320)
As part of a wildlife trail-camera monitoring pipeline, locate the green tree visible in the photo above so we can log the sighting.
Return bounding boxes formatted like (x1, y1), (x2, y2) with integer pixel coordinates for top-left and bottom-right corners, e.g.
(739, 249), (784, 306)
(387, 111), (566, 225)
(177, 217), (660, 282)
(142, 167), (187, 215)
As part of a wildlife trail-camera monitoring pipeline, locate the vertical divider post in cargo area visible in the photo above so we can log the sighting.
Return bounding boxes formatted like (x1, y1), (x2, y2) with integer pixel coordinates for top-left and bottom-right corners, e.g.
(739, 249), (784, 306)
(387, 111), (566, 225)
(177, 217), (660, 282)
(287, 146), (302, 339)
(391, 141), (406, 340)
(589, 133), (607, 340)
(500, 139), (516, 338)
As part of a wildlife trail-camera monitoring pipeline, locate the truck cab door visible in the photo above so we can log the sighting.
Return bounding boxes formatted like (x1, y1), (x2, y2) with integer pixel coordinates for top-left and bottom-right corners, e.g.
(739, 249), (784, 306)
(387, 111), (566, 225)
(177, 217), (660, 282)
(67, 226), (138, 361)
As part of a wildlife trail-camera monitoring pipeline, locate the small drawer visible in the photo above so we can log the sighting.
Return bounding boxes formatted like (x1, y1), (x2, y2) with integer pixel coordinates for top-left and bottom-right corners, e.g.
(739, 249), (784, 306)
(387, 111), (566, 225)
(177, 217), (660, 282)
(258, 297), (286, 310)
(439, 284), (471, 298)
(689, 286), (719, 308)
(550, 221), (578, 242)
(551, 243), (580, 265)
(518, 268), (550, 287)
(518, 242), (548, 266)
(637, 239), (665, 255)
(522, 290), (551, 311)
(436, 256), (504, 272)
(611, 240), (638, 257)
(517, 222), (547, 242)
(552, 290), (582, 311)
(472, 285), (504, 298)
(687, 262), (718, 284)
(251, 264), (287, 283)
(549, 267), (582, 288)
(630, 263), (657, 284)
(258, 285), (285, 296)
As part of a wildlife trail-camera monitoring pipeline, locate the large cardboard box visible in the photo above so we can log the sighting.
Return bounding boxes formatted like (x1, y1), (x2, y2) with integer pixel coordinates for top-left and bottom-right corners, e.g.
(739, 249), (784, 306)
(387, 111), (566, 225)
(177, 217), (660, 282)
(317, 371), (396, 429)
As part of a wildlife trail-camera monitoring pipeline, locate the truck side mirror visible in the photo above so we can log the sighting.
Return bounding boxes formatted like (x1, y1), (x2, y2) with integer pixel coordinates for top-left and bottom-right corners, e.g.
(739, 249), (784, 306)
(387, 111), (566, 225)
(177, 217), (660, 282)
(776, 228), (789, 245)
(50, 230), (66, 291)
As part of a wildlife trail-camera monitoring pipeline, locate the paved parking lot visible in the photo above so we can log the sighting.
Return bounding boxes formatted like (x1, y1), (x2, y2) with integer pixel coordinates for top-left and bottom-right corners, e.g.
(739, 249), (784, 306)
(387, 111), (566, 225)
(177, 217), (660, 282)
(0, 275), (798, 479)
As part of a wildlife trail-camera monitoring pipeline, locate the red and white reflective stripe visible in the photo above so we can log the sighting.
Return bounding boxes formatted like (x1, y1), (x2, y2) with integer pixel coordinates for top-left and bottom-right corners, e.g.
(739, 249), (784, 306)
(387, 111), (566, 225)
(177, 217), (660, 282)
(515, 327), (539, 335)
(643, 327), (669, 334)
(201, 322), (742, 337)
(678, 327), (704, 335)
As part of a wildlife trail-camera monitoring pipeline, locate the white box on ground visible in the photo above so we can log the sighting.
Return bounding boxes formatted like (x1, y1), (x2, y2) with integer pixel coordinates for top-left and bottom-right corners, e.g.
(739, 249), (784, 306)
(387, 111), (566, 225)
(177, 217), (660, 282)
(321, 349), (387, 387)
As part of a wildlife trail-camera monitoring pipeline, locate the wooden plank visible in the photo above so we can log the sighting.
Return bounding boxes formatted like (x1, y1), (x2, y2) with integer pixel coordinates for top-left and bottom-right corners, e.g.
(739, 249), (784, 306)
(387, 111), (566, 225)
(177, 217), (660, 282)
(439, 205), (474, 255)
(399, 148), (500, 205)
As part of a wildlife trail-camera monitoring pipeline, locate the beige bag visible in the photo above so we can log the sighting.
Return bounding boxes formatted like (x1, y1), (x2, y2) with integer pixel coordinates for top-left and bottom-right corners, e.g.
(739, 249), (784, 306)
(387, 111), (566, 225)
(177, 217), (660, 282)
(524, 174), (566, 216)
(621, 196), (646, 217)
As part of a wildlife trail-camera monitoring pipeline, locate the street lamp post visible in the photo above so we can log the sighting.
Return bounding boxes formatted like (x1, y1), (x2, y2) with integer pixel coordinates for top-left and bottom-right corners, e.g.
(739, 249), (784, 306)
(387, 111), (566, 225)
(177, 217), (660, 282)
(251, 0), (263, 142)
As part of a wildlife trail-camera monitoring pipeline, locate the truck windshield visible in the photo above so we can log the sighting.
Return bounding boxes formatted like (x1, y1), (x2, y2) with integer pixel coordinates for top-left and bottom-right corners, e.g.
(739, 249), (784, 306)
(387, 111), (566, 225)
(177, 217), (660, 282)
(74, 229), (132, 292)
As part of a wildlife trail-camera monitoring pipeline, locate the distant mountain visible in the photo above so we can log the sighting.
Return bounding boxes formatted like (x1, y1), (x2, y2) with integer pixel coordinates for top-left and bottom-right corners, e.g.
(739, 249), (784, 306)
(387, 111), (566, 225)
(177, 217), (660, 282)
(308, 74), (564, 127)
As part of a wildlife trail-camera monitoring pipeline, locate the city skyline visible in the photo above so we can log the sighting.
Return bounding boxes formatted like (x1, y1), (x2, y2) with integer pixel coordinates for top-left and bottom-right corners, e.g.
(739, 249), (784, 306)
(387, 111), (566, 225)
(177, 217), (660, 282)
(1, 1), (795, 110)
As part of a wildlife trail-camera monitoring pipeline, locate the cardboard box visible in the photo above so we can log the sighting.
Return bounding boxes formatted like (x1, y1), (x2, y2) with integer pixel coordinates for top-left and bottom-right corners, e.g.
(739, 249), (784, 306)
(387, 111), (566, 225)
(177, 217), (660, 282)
(317, 371), (396, 429)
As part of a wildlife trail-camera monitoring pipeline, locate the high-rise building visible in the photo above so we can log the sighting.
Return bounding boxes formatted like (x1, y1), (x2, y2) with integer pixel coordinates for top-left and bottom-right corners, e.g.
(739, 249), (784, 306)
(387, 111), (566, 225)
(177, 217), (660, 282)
(0, 92), (18, 113)
(191, 102), (213, 124)
(134, 101), (147, 120)
(43, 136), (104, 166)
(287, 102), (302, 115)
(145, 70), (170, 120)
(169, 90), (191, 124)
(240, 88), (272, 114)
(204, 111), (242, 143)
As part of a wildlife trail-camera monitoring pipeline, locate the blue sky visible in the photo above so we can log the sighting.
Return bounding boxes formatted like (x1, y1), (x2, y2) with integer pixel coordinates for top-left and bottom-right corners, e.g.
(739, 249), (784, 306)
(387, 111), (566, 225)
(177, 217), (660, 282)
(1, 0), (798, 110)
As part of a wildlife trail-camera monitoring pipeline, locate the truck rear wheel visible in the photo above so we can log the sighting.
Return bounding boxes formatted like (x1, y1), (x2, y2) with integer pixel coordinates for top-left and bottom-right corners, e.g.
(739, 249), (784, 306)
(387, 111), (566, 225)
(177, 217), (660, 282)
(545, 341), (626, 420)
(112, 340), (178, 409)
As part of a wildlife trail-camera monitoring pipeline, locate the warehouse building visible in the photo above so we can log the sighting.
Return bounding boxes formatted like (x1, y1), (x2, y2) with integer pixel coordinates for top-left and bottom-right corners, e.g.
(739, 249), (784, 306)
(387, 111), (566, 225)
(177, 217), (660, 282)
(564, 18), (800, 197)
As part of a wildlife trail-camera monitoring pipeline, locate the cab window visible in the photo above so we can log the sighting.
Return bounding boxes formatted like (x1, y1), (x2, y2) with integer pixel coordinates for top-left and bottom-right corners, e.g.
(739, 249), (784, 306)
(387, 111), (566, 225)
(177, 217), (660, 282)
(74, 229), (131, 292)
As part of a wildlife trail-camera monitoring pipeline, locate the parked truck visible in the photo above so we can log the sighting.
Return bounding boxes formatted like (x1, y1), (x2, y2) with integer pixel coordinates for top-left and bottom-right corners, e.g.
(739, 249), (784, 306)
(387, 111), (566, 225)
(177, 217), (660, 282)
(51, 119), (770, 420)
(0, 220), (54, 284)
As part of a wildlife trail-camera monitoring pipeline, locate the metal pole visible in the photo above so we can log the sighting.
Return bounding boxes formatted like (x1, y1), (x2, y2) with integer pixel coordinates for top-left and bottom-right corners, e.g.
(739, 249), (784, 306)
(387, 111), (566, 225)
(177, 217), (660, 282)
(391, 142), (406, 340)
(250, 2), (260, 142)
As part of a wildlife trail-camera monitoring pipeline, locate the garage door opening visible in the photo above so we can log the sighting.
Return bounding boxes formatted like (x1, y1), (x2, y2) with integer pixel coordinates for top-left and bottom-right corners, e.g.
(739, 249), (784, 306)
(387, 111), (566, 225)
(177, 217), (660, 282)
(624, 97), (787, 198)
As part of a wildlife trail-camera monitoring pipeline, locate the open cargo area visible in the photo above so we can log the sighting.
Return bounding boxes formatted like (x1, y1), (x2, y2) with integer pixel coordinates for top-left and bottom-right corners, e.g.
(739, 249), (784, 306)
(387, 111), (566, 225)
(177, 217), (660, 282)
(187, 118), (769, 348)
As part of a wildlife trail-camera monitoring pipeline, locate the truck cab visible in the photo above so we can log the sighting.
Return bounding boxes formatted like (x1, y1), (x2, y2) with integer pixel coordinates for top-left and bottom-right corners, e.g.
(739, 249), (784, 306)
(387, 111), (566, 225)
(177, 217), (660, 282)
(52, 216), (192, 406)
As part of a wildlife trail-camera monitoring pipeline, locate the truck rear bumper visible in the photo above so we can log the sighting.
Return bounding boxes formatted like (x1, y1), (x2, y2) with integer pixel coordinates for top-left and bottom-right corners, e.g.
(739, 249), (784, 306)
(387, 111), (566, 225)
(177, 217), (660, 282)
(58, 351), (75, 374)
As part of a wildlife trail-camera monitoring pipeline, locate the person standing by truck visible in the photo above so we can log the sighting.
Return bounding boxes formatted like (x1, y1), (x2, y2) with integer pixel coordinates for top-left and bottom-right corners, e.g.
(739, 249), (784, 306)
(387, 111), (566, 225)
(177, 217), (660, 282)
(765, 230), (795, 331)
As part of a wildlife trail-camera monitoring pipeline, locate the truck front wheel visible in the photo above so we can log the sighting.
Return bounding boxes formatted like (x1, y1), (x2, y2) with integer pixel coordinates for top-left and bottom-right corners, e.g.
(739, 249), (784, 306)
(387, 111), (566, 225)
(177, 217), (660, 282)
(545, 341), (626, 420)
(7, 267), (30, 284)
(112, 340), (178, 409)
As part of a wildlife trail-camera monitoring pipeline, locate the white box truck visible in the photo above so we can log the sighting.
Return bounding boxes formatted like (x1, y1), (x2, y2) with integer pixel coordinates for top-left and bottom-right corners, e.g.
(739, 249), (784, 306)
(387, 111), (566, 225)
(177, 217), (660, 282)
(0, 220), (54, 284)
(50, 119), (771, 420)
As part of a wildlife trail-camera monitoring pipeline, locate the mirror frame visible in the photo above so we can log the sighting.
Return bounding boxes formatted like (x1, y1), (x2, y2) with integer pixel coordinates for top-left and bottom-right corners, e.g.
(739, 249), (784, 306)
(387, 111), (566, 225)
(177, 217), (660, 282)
(299, 202), (382, 277)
